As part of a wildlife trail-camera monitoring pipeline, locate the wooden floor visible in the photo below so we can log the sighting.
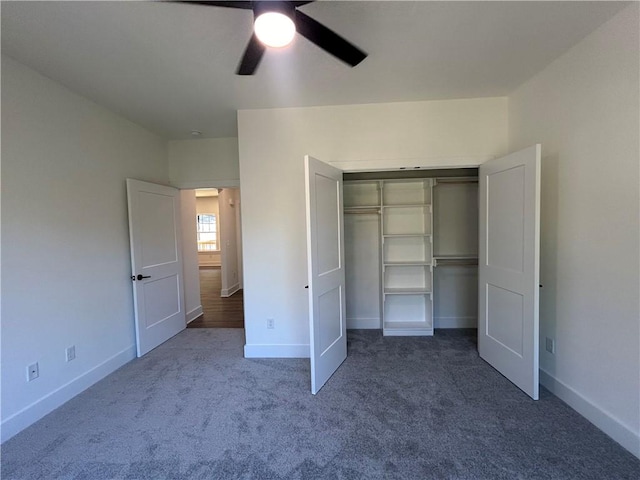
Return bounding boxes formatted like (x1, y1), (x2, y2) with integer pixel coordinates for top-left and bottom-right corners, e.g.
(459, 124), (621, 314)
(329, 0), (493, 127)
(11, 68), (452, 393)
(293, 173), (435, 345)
(188, 267), (244, 328)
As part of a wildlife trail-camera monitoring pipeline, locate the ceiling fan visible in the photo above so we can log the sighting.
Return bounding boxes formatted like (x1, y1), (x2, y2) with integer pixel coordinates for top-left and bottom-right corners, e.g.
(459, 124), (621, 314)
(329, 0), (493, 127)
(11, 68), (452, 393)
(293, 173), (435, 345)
(175, 1), (367, 75)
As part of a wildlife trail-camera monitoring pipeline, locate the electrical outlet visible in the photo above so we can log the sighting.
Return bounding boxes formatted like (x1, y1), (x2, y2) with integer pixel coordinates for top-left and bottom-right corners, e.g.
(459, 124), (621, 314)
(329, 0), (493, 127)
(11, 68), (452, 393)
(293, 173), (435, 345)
(545, 337), (555, 354)
(66, 345), (76, 362)
(267, 318), (275, 329)
(27, 363), (39, 382)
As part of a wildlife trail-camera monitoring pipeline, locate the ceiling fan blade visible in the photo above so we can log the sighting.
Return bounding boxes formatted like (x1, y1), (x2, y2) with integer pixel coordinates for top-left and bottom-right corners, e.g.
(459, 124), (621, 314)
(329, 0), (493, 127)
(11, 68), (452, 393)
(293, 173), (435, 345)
(294, 10), (367, 67)
(172, 1), (253, 9)
(237, 33), (266, 75)
(289, 1), (315, 7)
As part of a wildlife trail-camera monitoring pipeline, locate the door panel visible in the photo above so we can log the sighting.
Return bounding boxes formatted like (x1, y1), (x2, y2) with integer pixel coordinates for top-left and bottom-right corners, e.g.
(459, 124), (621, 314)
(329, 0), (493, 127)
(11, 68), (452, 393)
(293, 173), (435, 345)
(139, 192), (179, 267)
(486, 284), (524, 356)
(143, 276), (181, 327)
(487, 165), (525, 272)
(479, 145), (540, 400)
(318, 287), (343, 353)
(315, 173), (341, 273)
(127, 179), (186, 357)
(305, 156), (347, 395)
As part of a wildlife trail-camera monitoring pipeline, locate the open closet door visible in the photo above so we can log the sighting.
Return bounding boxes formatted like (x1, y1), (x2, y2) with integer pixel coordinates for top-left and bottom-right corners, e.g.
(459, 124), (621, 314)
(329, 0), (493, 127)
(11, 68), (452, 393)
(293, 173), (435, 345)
(127, 179), (186, 357)
(479, 145), (541, 400)
(304, 155), (347, 394)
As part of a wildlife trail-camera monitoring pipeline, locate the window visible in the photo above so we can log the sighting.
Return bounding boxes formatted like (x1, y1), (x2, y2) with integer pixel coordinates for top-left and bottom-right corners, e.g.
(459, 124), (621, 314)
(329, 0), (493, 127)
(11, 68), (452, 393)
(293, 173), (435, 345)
(197, 214), (217, 251)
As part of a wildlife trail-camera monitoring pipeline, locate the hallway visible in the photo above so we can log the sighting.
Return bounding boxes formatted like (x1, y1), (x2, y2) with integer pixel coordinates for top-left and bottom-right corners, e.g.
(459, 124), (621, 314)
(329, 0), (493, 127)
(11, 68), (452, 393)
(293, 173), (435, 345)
(187, 267), (244, 328)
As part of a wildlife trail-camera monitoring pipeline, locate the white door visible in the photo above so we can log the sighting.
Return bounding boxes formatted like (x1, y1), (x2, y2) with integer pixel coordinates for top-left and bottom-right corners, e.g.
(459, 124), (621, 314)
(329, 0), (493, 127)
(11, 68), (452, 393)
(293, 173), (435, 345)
(304, 155), (347, 394)
(478, 145), (541, 399)
(126, 179), (186, 357)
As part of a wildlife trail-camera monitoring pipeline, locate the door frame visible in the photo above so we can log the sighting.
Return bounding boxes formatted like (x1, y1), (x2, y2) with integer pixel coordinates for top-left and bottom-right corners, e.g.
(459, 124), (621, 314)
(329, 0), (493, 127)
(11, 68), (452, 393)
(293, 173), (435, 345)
(168, 182), (245, 330)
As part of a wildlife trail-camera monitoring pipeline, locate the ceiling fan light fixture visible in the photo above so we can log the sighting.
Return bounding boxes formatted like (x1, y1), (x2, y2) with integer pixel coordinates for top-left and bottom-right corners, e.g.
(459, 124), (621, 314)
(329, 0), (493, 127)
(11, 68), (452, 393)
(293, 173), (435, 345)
(254, 11), (296, 48)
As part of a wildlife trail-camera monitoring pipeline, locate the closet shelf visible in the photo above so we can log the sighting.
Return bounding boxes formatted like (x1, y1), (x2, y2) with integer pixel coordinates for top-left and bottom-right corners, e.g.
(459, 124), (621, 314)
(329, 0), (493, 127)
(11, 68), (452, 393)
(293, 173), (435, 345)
(383, 233), (431, 238)
(384, 261), (431, 266)
(343, 205), (381, 210)
(382, 204), (432, 209)
(433, 255), (478, 266)
(384, 288), (431, 295)
(345, 209), (380, 215)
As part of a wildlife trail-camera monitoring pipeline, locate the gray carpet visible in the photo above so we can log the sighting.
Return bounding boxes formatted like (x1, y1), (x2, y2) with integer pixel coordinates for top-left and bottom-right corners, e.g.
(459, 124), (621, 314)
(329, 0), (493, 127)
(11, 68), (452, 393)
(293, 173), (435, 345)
(1, 328), (638, 479)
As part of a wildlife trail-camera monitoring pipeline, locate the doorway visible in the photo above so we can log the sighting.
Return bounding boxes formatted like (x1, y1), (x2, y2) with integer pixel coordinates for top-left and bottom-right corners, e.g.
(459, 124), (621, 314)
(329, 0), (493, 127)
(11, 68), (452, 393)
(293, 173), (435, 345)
(186, 187), (244, 329)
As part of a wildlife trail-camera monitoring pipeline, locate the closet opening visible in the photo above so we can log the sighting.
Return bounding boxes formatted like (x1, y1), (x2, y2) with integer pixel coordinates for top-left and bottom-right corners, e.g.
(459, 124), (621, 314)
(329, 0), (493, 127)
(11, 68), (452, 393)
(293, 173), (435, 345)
(343, 168), (479, 336)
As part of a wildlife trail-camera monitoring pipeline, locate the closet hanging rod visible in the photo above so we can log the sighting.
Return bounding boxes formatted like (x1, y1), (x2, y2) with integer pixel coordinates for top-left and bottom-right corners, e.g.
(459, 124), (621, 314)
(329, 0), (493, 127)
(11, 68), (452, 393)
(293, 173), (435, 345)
(344, 209), (380, 215)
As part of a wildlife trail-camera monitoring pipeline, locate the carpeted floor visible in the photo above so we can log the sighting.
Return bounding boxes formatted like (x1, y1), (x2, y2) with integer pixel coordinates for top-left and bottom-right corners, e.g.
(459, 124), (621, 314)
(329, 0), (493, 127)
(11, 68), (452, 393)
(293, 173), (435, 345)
(1, 329), (638, 479)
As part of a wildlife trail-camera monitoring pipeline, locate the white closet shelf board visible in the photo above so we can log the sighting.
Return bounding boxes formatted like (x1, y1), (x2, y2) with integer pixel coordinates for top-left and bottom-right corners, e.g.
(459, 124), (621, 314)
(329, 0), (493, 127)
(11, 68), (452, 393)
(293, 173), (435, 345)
(384, 288), (432, 294)
(384, 261), (432, 266)
(384, 233), (431, 237)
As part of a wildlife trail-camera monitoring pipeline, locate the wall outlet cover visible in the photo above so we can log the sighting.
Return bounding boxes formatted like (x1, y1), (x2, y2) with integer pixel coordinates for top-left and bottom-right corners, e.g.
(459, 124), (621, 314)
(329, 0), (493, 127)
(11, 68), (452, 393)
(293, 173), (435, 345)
(66, 345), (76, 362)
(545, 337), (555, 354)
(27, 363), (39, 381)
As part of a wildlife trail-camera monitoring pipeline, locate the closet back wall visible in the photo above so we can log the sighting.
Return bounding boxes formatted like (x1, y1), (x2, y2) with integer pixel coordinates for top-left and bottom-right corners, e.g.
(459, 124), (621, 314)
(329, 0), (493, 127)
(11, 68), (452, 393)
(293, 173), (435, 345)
(433, 181), (479, 328)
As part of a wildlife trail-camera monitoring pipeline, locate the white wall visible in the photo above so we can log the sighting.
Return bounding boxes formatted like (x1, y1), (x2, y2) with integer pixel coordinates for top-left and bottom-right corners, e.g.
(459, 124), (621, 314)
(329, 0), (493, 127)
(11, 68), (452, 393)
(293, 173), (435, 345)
(180, 190), (202, 323)
(508, 4), (640, 456)
(238, 97), (508, 357)
(196, 196), (219, 216)
(1, 55), (168, 441)
(219, 188), (242, 297)
(168, 137), (240, 188)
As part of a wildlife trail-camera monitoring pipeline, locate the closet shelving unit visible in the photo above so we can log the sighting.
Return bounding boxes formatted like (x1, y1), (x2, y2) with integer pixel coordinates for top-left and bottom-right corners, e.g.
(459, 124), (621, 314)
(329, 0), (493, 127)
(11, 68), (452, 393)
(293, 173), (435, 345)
(381, 179), (434, 336)
(343, 172), (480, 336)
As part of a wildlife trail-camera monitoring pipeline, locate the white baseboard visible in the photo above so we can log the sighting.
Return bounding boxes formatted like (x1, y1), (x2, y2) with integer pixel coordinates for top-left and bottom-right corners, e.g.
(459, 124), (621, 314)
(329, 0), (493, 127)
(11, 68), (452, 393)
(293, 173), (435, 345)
(244, 343), (309, 358)
(434, 316), (478, 329)
(540, 368), (640, 459)
(1, 345), (136, 443)
(186, 305), (203, 323)
(346, 317), (381, 329)
(220, 283), (240, 298)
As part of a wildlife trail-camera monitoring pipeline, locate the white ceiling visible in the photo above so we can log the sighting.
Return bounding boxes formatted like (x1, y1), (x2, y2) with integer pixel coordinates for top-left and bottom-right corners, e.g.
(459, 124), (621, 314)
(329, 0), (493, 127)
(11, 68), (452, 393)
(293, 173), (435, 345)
(1, 1), (627, 139)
